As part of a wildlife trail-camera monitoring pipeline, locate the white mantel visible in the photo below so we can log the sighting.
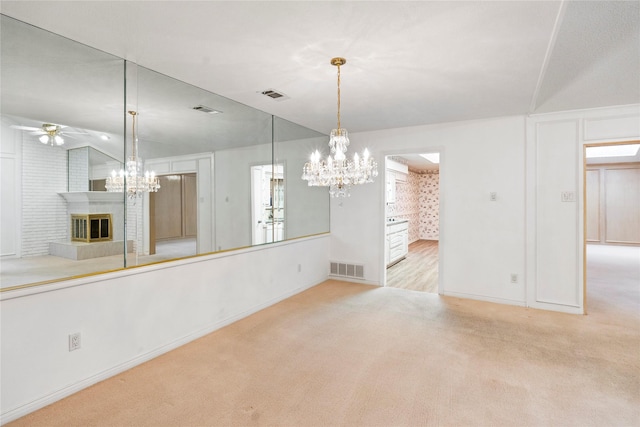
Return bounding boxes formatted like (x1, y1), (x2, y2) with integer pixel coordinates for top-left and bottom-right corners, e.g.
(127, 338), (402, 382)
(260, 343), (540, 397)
(58, 191), (124, 204)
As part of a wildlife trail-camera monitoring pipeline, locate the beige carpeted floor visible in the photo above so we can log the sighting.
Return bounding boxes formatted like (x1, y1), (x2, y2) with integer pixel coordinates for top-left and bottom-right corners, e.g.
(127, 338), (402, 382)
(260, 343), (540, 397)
(6, 245), (640, 426)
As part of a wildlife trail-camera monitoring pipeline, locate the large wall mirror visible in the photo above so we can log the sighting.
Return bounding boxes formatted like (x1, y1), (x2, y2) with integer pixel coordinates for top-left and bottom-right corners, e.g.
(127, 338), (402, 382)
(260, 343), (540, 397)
(0, 15), (329, 290)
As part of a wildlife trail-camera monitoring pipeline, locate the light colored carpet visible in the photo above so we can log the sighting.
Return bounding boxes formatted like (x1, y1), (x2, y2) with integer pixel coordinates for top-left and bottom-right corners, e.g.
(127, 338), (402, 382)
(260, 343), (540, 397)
(6, 245), (640, 426)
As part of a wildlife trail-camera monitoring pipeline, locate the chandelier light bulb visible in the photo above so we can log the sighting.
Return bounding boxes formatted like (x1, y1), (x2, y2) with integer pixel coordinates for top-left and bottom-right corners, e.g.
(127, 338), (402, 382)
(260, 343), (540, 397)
(39, 134), (49, 144)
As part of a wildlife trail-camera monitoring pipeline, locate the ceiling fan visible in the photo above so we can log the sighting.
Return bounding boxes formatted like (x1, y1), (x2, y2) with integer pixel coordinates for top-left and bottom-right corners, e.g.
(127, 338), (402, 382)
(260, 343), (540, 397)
(10, 123), (88, 146)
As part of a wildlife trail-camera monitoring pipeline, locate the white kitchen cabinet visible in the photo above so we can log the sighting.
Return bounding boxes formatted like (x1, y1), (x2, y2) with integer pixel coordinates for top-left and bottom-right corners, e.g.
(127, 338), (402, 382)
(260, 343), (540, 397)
(385, 159), (408, 204)
(386, 172), (396, 204)
(386, 220), (409, 267)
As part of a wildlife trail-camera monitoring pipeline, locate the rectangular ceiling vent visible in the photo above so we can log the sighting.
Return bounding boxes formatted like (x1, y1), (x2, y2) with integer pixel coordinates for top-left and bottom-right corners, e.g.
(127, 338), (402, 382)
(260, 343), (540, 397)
(330, 262), (365, 279)
(261, 89), (289, 101)
(192, 105), (222, 114)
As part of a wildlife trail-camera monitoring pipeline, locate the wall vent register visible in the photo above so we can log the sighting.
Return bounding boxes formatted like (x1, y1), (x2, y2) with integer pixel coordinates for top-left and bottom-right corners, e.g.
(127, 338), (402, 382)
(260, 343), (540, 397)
(330, 262), (364, 279)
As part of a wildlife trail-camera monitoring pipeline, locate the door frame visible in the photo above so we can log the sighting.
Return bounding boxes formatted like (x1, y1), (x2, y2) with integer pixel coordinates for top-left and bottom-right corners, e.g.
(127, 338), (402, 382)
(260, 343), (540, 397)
(380, 149), (444, 294)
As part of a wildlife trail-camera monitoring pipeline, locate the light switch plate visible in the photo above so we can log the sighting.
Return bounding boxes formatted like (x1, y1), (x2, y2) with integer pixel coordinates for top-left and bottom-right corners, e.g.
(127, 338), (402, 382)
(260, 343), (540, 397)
(561, 191), (576, 202)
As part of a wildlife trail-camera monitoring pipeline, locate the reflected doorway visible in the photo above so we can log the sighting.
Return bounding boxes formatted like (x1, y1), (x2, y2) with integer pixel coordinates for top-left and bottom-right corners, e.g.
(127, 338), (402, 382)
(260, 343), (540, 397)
(251, 163), (285, 245)
(384, 153), (440, 293)
(150, 173), (197, 257)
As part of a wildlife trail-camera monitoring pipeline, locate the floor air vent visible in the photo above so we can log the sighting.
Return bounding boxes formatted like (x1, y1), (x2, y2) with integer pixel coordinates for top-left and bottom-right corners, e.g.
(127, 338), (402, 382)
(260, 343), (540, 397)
(330, 262), (364, 279)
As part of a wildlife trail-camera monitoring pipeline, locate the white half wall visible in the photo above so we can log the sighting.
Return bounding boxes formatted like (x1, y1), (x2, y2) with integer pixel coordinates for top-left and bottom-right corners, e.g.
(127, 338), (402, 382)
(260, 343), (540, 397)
(0, 234), (330, 423)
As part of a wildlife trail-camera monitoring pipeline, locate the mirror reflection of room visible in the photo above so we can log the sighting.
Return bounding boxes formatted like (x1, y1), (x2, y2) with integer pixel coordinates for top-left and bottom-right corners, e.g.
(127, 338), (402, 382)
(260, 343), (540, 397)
(251, 163), (285, 245)
(0, 14), (329, 291)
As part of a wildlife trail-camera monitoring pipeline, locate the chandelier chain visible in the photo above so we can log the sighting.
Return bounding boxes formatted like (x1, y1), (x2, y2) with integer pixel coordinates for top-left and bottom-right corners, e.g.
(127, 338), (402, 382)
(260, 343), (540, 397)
(336, 63), (341, 134)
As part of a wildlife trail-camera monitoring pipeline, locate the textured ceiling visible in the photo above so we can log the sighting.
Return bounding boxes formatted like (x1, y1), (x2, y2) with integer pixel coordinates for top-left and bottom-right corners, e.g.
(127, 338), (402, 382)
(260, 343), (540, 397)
(1, 0), (638, 139)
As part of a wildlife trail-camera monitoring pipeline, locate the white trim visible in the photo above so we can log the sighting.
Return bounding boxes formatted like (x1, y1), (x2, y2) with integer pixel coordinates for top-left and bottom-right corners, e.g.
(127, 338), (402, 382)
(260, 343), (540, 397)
(443, 291), (525, 307)
(327, 275), (379, 287)
(529, 0), (567, 112)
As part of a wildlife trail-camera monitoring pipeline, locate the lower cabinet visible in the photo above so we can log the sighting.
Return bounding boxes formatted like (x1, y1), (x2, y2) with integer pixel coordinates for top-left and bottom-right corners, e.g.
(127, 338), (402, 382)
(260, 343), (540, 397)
(386, 221), (408, 267)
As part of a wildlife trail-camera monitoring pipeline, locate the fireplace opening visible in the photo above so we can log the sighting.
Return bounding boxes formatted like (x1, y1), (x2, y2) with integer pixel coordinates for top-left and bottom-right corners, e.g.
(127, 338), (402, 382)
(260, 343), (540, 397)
(71, 214), (112, 242)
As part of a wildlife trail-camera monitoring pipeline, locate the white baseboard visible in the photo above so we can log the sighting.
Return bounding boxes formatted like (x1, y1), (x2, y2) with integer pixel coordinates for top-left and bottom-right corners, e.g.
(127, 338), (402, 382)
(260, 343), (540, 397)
(443, 291), (526, 307)
(327, 275), (380, 287)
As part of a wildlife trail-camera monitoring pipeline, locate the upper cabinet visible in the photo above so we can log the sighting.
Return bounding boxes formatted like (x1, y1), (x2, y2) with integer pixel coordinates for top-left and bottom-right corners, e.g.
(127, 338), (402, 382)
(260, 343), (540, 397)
(386, 159), (408, 204)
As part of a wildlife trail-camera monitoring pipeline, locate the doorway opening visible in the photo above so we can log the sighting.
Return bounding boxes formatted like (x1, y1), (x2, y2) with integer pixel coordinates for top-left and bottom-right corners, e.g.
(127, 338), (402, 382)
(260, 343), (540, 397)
(583, 141), (640, 316)
(251, 163), (285, 245)
(384, 153), (440, 293)
(149, 173), (197, 258)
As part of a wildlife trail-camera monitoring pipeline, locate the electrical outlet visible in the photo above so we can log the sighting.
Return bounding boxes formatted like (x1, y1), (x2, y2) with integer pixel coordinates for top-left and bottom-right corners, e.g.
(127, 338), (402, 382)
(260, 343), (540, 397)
(510, 274), (518, 284)
(490, 192), (497, 201)
(69, 332), (81, 352)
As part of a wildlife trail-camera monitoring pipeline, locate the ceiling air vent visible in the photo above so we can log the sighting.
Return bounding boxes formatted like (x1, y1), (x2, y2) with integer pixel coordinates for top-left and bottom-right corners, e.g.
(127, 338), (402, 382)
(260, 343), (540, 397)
(261, 89), (289, 101)
(192, 105), (222, 114)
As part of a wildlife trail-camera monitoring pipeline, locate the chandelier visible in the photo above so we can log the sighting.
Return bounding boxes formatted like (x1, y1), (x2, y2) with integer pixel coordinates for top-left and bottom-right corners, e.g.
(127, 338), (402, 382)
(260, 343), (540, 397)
(302, 57), (377, 197)
(105, 111), (160, 198)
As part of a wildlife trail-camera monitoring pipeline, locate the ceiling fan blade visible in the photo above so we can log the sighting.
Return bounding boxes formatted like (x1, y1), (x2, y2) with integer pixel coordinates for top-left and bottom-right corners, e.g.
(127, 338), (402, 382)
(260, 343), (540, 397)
(10, 125), (41, 131)
(29, 131), (46, 135)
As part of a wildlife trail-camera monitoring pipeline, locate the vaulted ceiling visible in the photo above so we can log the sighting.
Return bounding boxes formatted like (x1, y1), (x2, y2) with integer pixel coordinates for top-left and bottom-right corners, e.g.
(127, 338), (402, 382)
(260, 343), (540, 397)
(1, 1), (638, 136)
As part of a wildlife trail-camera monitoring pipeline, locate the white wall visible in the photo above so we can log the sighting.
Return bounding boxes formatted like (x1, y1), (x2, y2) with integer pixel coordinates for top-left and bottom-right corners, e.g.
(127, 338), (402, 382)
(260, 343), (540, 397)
(215, 144), (272, 251)
(330, 105), (640, 313)
(0, 117), (68, 258)
(67, 147), (89, 192)
(0, 117), (22, 258)
(332, 115), (527, 305)
(526, 104), (640, 313)
(276, 135), (331, 239)
(0, 234), (330, 423)
(21, 134), (68, 256)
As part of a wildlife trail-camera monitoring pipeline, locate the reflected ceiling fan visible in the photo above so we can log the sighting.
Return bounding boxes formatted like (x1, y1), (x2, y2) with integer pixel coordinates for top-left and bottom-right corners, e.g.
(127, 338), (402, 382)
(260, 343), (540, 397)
(10, 123), (88, 146)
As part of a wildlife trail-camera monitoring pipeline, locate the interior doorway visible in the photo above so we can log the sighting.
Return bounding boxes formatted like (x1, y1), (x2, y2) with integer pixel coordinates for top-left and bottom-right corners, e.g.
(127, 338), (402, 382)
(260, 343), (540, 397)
(251, 163), (285, 245)
(583, 141), (640, 314)
(384, 153), (440, 293)
(149, 173), (197, 257)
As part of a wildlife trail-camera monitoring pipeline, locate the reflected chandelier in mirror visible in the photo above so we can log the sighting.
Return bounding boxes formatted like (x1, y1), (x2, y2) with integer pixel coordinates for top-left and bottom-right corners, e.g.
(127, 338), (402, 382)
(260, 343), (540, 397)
(105, 111), (160, 198)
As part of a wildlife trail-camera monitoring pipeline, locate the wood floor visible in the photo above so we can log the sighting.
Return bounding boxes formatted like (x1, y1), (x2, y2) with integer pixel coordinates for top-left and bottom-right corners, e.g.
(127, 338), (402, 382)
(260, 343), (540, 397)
(386, 239), (438, 293)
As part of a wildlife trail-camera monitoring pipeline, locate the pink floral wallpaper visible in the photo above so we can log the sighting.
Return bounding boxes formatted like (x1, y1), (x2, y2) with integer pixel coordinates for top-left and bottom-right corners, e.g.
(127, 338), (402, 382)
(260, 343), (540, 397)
(386, 170), (439, 242)
(419, 172), (439, 240)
